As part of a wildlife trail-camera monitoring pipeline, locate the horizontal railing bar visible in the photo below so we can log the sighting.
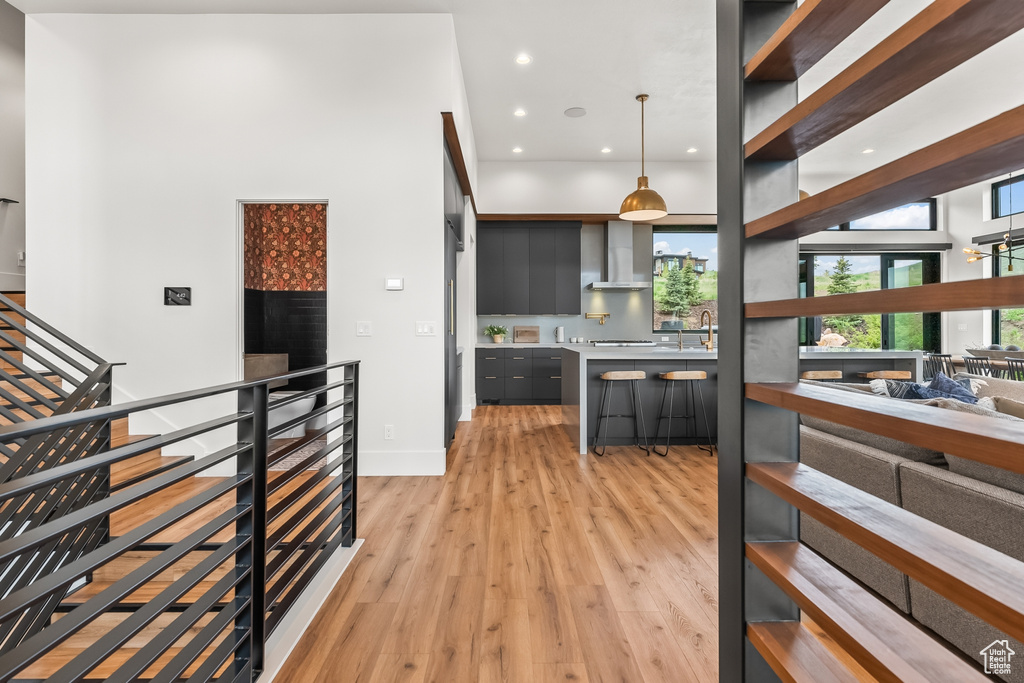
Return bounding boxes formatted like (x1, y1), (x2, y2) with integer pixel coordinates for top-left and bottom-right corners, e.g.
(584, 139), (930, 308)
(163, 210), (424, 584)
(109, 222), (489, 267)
(267, 378), (353, 411)
(267, 414), (350, 470)
(266, 513), (350, 634)
(747, 541), (989, 682)
(106, 568), (250, 683)
(0, 293), (105, 365)
(747, 620), (859, 683)
(0, 414), (247, 501)
(747, 462), (1024, 644)
(266, 488), (350, 582)
(268, 457), (349, 526)
(266, 506), (348, 607)
(44, 537), (251, 683)
(744, 0), (889, 81)
(230, 660), (253, 683)
(746, 382), (1024, 474)
(746, 277), (1024, 318)
(0, 368), (61, 411)
(0, 319), (92, 377)
(745, 0), (1024, 160)
(0, 384), (46, 419)
(746, 103), (1024, 240)
(183, 622), (250, 683)
(268, 434), (351, 496)
(0, 360), (360, 442)
(0, 348), (76, 393)
(0, 444), (250, 563)
(0, 489), (247, 624)
(266, 475), (350, 557)
(267, 396), (353, 440)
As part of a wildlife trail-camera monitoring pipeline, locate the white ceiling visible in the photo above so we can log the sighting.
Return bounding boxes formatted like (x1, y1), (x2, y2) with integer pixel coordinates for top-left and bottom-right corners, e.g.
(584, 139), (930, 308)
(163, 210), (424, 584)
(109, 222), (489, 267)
(8, 0), (1024, 175)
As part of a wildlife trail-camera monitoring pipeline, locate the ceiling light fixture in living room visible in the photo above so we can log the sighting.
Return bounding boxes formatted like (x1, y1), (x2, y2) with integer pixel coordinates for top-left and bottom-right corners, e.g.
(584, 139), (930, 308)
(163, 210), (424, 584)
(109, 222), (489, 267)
(619, 94), (667, 221)
(965, 173), (1022, 271)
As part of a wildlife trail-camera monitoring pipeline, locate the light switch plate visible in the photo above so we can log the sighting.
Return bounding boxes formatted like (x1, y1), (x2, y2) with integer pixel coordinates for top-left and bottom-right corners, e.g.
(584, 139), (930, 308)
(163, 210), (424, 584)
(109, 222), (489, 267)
(385, 277), (404, 291)
(957, 323), (969, 331)
(356, 321), (372, 337)
(415, 321), (437, 336)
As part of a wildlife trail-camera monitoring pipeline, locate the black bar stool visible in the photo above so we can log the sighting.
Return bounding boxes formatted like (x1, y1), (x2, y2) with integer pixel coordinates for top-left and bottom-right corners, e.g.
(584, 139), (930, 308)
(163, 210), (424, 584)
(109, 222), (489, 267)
(653, 371), (713, 457)
(592, 370), (649, 456)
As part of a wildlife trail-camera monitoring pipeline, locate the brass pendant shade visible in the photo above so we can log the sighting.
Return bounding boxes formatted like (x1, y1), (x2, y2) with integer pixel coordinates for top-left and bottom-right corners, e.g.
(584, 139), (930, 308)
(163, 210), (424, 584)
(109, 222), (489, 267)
(619, 94), (668, 221)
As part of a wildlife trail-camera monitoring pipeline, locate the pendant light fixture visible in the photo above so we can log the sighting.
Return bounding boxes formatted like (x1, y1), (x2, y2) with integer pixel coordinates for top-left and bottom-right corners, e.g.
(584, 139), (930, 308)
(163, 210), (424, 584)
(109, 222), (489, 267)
(619, 94), (668, 221)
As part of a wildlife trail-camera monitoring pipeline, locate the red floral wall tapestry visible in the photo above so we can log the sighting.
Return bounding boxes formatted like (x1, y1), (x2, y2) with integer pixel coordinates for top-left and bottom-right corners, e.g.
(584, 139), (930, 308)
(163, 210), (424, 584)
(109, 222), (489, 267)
(244, 203), (327, 291)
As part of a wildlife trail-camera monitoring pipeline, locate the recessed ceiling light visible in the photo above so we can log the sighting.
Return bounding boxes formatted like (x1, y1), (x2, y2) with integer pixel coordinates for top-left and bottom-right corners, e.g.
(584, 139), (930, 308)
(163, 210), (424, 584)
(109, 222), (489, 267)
(512, 147), (523, 154)
(601, 147), (612, 154)
(514, 108), (526, 117)
(564, 107), (587, 118)
(515, 53), (532, 65)
(687, 147), (698, 154)
(862, 148), (875, 154)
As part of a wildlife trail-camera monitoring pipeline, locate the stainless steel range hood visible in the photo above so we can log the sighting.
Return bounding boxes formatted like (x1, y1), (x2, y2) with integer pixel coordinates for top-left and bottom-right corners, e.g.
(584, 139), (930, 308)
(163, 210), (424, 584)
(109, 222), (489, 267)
(588, 221), (651, 290)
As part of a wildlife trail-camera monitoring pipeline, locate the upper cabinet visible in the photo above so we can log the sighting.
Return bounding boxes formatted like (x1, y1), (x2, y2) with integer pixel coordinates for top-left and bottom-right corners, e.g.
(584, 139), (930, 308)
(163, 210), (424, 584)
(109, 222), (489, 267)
(477, 221), (582, 315)
(443, 144), (464, 251)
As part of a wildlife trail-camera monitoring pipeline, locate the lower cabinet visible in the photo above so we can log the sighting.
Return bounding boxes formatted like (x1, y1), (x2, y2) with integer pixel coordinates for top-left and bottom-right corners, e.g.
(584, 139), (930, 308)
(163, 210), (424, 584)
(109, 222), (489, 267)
(476, 348), (562, 405)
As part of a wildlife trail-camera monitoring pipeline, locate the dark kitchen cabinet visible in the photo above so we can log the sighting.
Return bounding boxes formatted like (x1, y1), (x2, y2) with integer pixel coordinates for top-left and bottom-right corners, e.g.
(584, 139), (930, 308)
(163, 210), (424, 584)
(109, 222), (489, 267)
(443, 145), (464, 251)
(476, 222), (581, 315)
(475, 348), (562, 405)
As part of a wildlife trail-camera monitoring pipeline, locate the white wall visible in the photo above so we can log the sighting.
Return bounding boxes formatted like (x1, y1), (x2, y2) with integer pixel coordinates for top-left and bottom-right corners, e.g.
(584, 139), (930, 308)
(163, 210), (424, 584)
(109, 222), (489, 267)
(478, 161), (717, 215)
(0, 1), (25, 291)
(26, 13), (474, 475)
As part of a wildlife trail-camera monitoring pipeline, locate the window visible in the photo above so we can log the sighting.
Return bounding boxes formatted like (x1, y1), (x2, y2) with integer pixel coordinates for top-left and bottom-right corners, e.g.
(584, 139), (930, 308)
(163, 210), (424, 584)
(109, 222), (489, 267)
(825, 199), (936, 231)
(798, 252), (941, 352)
(992, 176), (1024, 219)
(652, 227), (717, 331)
(992, 239), (1024, 347)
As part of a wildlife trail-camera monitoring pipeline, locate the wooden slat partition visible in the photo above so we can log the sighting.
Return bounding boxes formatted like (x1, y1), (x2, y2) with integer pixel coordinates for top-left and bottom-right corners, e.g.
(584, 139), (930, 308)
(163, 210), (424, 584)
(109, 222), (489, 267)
(747, 541), (988, 683)
(441, 112), (476, 215)
(747, 621), (859, 683)
(746, 382), (1024, 475)
(746, 277), (1024, 318)
(745, 104), (1024, 239)
(746, 0), (1024, 160)
(747, 462), (1024, 644)
(744, 0), (889, 82)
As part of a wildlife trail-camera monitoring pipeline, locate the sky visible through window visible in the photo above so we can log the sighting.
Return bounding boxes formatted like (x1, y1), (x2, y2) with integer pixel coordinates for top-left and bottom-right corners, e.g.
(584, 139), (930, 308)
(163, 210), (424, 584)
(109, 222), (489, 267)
(652, 233), (718, 271)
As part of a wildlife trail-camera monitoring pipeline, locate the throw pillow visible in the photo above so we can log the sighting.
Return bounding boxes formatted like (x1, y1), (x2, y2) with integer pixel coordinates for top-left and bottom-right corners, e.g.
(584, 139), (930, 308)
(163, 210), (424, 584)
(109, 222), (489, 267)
(927, 372), (979, 403)
(994, 395), (1024, 420)
(883, 379), (980, 404)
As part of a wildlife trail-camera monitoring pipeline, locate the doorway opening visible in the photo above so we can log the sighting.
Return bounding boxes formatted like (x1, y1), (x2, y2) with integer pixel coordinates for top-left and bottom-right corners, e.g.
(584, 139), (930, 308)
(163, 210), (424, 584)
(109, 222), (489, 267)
(240, 202), (328, 449)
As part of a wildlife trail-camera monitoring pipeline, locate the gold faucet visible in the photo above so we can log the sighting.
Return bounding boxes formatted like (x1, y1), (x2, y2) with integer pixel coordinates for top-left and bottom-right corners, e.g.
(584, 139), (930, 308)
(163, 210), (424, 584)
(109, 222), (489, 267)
(700, 310), (713, 351)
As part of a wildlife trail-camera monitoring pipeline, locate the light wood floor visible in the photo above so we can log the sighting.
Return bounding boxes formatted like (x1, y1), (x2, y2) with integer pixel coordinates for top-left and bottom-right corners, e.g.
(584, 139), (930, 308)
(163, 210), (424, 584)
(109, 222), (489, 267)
(277, 405), (719, 683)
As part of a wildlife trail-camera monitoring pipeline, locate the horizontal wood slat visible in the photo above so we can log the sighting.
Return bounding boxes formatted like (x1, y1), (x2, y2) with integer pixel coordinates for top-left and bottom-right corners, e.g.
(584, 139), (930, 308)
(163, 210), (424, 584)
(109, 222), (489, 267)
(746, 277), (1024, 318)
(744, 0), (889, 82)
(747, 541), (988, 683)
(745, 382), (1024, 475)
(746, 103), (1024, 239)
(746, 0), (1024, 160)
(747, 621), (859, 683)
(747, 462), (1024, 645)
(441, 112), (476, 215)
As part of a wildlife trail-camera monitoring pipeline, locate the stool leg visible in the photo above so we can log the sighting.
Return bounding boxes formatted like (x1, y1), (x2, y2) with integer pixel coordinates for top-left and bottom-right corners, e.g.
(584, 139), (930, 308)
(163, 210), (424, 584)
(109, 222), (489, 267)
(653, 380), (670, 457)
(632, 379), (650, 454)
(687, 379), (696, 448)
(592, 380), (611, 456)
(696, 380), (713, 456)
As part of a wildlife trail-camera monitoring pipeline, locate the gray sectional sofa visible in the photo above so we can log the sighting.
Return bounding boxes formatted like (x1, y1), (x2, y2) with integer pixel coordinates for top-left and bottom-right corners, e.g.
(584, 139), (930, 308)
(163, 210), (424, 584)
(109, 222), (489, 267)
(798, 373), (1024, 681)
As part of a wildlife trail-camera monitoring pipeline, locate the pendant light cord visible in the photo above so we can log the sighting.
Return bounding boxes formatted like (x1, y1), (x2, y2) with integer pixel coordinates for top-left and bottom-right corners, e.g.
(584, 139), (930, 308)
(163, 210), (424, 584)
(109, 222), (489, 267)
(640, 96), (646, 178)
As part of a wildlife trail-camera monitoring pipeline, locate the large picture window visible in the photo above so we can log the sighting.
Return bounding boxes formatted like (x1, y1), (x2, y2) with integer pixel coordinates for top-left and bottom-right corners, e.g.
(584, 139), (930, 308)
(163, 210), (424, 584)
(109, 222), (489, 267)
(798, 252), (941, 352)
(992, 176), (1024, 219)
(992, 239), (1024, 347)
(652, 227), (717, 331)
(826, 199), (936, 231)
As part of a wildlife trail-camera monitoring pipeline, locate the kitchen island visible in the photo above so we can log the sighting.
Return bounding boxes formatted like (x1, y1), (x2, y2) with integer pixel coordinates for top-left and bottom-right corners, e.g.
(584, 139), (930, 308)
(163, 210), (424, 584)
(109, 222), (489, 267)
(560, 345), (924, 454)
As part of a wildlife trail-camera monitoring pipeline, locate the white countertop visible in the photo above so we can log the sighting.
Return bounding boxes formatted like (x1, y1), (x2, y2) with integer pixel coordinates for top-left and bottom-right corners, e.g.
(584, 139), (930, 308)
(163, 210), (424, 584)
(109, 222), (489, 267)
(477, 343), (923, 361)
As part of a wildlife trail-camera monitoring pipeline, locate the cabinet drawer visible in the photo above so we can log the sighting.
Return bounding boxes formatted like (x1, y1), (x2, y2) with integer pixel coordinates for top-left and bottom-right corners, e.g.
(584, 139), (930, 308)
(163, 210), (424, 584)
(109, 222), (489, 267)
(477, 376), (504, 401)
(476, 348), (506, 360)
(533, 377), (561, 400)
(477, 357), (504, 377)
(504, 376), (533, 400)
(533, 356), (561, 376)
(505, 355), (532, 377)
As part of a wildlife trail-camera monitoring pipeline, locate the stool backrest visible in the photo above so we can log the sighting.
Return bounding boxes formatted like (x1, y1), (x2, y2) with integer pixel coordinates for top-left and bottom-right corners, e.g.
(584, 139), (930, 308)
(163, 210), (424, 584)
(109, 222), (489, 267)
(924, 353), (956, 380)
(1006, 357), (1024, 381)
(963, 356), (996, 377)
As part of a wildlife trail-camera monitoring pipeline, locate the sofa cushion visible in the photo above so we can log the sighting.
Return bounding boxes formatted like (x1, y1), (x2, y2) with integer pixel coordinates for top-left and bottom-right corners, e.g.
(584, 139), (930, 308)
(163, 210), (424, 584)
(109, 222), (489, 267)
(956, 372), (1024, 402)
(945, 454), (1024, 497)
(994, 395), (1024, 420)
(799, 413), (946, 466)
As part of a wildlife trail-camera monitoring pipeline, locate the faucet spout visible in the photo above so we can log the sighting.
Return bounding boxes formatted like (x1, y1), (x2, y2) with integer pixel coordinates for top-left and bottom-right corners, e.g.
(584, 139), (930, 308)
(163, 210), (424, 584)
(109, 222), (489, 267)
(700, 310), (713, 351)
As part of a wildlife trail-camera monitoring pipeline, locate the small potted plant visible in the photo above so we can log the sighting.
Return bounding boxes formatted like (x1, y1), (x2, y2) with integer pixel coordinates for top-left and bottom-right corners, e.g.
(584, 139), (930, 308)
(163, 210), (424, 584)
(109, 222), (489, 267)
(484, 324), (509, 344)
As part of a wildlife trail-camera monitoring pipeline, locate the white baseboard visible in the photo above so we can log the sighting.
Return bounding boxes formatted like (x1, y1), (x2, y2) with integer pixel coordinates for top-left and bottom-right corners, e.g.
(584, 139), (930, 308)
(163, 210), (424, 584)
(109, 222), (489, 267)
(260, 539), (363, 683)
(358, 449), (446, 476)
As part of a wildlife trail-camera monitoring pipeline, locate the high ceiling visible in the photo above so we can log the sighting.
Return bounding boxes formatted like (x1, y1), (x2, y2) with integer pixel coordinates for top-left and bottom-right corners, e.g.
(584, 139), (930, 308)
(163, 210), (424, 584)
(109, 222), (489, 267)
(8, 0), (1024, 175)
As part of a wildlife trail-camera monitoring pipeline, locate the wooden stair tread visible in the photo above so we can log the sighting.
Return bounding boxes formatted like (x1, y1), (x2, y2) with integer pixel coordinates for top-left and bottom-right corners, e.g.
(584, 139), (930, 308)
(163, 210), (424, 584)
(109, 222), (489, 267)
(111, 454), (193, 489)
(747, 278), (1024, 319)
(746, 0), (1024, 160)
(748, 620), (860, 683)
(745, 0), (889, 81)
(747, 462), (1024, 644)
(746, 103), (1024, 239)
(746, 382), (1024, 474)
(748, 541), (988, 682)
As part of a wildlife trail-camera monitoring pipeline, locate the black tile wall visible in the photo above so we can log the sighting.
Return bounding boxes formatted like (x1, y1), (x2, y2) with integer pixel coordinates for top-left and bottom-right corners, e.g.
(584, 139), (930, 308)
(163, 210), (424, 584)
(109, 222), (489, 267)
(244, 289), (327, 399)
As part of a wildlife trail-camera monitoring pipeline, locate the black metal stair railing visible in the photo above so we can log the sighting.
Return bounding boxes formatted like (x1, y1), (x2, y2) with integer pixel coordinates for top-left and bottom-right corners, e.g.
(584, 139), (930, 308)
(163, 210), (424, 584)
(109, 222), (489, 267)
(0, 360), (359, 682)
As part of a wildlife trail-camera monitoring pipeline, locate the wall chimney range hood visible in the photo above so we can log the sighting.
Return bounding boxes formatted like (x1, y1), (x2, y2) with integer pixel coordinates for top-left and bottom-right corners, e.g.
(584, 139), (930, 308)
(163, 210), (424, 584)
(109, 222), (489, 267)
(588, 221), (651, 291)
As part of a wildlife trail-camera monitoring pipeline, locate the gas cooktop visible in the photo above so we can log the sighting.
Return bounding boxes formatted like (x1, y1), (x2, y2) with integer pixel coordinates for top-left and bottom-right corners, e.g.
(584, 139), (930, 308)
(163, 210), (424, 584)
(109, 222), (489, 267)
(591, 340), (657, 347)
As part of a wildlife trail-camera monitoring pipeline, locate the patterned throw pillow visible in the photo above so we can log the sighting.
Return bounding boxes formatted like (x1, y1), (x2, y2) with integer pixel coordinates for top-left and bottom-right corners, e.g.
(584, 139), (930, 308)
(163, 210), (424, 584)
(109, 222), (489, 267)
(927, 372), (979, 403)
(884, 379), (979, 404)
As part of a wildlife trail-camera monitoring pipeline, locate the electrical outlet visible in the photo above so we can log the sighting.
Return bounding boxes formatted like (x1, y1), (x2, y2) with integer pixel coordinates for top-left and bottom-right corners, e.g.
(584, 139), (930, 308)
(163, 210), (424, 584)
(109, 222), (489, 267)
(16, 251), (25, 267)
(384, 424), (395, 440)
(356, 321), (372, 337)
(415, 321), (437, 336)
(661, 336), (669, 342)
